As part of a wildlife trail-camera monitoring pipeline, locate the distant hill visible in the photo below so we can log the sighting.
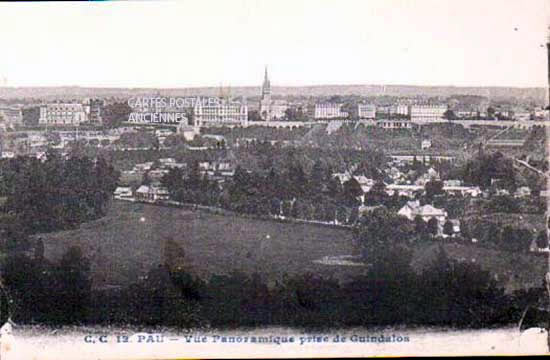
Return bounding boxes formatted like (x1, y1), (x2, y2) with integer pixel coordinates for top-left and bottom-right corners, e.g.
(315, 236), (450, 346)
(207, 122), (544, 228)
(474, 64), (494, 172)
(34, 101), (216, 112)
(0, 84), (545, 103)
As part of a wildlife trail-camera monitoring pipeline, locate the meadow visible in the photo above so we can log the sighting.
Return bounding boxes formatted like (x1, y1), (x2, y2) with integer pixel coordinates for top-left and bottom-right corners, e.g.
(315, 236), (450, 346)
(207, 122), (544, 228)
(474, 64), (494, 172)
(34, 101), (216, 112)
(37, 201), (546, 293)
(39, 201), (359, 289)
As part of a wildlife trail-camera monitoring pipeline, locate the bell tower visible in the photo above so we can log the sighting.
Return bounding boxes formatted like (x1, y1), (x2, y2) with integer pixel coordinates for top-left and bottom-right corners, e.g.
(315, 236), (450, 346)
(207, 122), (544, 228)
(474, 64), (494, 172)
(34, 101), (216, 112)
(262, 66), (271, 98)
(259, 66), (272, 121)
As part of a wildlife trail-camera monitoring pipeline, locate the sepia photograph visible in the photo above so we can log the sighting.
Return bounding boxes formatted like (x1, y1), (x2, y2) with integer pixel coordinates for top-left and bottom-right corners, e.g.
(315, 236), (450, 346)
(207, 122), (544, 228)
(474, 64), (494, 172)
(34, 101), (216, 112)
(0, 0), (549, 358)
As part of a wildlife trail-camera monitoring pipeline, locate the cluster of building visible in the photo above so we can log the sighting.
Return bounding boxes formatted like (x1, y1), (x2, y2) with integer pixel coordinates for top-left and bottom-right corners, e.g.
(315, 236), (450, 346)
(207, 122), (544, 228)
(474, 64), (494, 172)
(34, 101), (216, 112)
(311, 102), (448, 121)
(115, 156), (237, 203)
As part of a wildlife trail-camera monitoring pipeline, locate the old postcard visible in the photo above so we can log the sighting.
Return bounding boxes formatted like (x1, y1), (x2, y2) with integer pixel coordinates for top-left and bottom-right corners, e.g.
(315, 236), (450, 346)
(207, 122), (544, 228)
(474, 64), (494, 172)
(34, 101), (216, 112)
(0, 0), (549, 358)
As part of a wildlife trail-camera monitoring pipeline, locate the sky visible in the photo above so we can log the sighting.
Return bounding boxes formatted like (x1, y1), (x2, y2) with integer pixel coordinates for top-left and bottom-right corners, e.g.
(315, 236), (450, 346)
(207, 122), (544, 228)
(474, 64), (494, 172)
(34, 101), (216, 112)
(0, 0), (548, 88)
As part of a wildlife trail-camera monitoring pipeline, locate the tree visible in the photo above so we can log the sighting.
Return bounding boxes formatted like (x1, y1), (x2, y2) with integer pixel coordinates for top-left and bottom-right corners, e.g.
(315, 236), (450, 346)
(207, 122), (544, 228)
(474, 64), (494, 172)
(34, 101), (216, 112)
(364, 181), (388, 206)
(342, 177), (362, 207)
(163, 134), (186, 149)
(186, 160), (202, 191)
(309, 160), (324, 194)
(443, 109), (457, 120)
(161, 167), (184, 199)
(414, 215), (427, 237)
(102, 102), (133, 128)
(287, 162), (308, 198)
(354, 208), (414, 277)
(443, 220), (454, 236)
(54, 246), (92, 323)
(248, 110), (262, 122)
(536, 230), (548, 249)
(425, 180), (444, 200)
(499, 226), (532, 252)
(419, 246), (504, 327)
(487, 106), (496, 119)
(164, 237), (186, 272)
(427, 217), (439, 236)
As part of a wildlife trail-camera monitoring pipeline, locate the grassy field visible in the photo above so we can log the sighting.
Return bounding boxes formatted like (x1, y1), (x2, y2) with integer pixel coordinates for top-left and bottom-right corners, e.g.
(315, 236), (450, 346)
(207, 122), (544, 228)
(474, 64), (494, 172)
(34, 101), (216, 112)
(38, 201), (359, 289)
(37, 201), (547, 293)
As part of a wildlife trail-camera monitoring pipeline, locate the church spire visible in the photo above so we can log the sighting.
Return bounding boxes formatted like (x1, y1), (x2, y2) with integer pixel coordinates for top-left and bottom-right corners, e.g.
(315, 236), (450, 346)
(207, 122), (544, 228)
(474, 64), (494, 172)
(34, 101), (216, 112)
(262, 66), (271, 97)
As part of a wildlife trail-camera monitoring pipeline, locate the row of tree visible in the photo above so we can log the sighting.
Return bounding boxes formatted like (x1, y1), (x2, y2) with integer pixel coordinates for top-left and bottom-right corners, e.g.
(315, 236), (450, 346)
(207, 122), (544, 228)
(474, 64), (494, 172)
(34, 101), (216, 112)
(0, 151), (119, 234)
(2, 242), (542, 329)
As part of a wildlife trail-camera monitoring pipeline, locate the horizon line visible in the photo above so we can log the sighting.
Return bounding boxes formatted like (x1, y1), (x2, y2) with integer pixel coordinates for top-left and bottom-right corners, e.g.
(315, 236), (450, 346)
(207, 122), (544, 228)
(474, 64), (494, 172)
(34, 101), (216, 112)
(0, 82), (546, 91)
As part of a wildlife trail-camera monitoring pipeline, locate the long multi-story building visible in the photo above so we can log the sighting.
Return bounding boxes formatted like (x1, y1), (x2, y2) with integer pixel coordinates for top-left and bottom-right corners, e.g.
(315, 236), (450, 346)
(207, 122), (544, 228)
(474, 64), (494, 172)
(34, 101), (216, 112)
(357, 104), (376, 119)
(314, 103), (348, 119)
(376, 104), (409, 117)
(409, 104), (447, 121)
(39, 103), (87, 126)
(193, 98), (248, 127)
(38, 99), (103, 126)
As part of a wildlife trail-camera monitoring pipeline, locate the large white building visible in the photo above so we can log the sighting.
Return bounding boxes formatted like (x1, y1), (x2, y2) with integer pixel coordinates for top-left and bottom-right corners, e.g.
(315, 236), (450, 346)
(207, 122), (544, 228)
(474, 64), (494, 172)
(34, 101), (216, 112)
(357, 104), (376, 119)
(409, 104), (447, 121)
(38, 99), (103, 126)
(39, 103), (87, 126)
(193, 98), (248, 127)
(314, 103), (348, 119)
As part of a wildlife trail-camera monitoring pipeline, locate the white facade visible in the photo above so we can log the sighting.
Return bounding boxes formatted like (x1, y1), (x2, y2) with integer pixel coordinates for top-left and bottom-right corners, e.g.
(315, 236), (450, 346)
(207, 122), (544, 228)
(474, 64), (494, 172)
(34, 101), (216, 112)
(398, 200), (447, 223)
(314, 103), (348, 119)
(378, 120), (412, 129)
(357, 104), (376, 119)
(39, 103), (87, 126)
(421, 139), (432, 150)
(193, 99), (248, 127)
(38, 100), (102, 126)
(409, 104), (448, 121)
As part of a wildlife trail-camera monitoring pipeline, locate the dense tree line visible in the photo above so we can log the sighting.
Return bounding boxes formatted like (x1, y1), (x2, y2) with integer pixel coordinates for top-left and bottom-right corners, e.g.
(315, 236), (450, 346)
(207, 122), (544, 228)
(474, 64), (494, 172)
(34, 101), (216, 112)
(0, 151), (119, 234)
(461, 220), (535, 252)
(161, 153), (407, 224)
(2, 245), (91, 325)
(101, 102), (132, 128)
(2, 242), (541, 329)
(462, 152), (516, 190)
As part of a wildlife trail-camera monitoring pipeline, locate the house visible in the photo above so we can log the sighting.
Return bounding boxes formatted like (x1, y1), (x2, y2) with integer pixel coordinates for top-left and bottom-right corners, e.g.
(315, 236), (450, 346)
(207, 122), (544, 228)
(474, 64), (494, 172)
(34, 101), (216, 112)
(155, 129), (175, 137)
(133, 162), (154, 172)
(385, 184), (423, 198)
(426, 167), (439, 179)
(163, 162), (187, 170)
(443, 186), (482, 197)
(358, 204), (384, 217)
(148, 169), (170, 181)
(332, 172), (351, 184)
(443, 179), (462, 187)
(450, 219), (461, 233)
(135, 185), (170, 202)
(159, 158), (176, 165)
(114, 186), (133, 199)
(514, 186), (531, 198)
(353, 176), (375, 192)
(398, 200), (447, 223)
(414, 168), (440, 186)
